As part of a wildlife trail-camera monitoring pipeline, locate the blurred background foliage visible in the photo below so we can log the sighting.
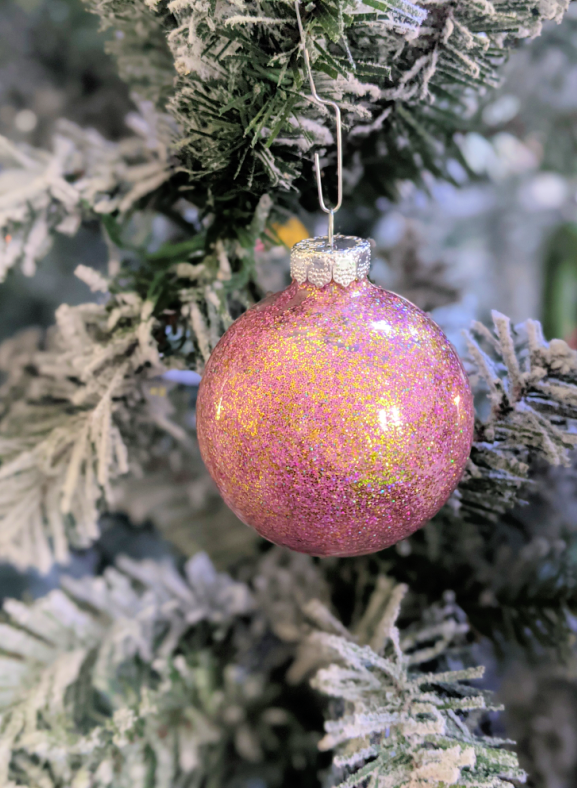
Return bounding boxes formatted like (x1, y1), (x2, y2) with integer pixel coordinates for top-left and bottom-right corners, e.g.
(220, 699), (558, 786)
(0, 0), (127, 338)
(2, 0), (577, 786)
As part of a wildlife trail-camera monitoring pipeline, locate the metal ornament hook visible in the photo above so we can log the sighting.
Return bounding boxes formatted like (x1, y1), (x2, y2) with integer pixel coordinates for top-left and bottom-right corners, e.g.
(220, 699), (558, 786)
(294, 0), (343, 247)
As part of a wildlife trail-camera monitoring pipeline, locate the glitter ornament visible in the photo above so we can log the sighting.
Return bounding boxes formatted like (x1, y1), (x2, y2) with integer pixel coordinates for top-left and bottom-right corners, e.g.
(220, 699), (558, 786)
(197, 236), (474, 557)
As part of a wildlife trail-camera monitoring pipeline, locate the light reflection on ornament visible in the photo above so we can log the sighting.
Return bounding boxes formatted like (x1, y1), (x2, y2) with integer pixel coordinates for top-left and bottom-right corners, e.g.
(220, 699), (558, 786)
(378, 406), (404, 431)
(371, 320), (394, 335)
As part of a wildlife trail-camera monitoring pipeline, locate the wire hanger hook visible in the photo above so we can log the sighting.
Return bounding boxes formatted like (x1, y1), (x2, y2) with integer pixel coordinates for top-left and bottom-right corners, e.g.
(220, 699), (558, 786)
(294, 0), (343, 247)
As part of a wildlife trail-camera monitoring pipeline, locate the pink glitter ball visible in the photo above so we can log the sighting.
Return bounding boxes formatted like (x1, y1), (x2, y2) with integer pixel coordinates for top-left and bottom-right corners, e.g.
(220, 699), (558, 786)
(196, 276), (474, 557)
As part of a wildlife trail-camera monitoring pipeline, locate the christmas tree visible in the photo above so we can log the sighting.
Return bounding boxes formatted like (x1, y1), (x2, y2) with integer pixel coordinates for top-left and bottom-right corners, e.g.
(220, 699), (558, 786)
(0, 0), (576, 785)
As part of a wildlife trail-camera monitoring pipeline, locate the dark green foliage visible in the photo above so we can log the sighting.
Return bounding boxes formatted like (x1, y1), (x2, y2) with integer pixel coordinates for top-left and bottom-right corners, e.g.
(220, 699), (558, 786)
(85, 0), (568, 226)
(542, 223), (577, 342)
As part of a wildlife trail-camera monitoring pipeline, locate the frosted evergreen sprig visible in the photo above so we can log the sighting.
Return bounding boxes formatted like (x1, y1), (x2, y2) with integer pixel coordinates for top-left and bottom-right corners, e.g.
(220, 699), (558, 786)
(308, 578), (525, 788)
(0, 184), (273, 573)
(0, 104), (174, 281)
(459, 311), (577, 521)
(83, 0), (570, 212)
(0, 552), (273, 788)
(84, 0), (176, 104)
(0, 547), (521, 788)
(0, 288), (172, 572)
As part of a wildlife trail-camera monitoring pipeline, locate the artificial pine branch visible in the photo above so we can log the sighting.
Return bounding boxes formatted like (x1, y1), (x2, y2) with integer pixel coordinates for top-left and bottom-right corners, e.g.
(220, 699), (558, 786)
(0, 548), (522, 788)
(0, 106), (174, 280)
(309, 578), (525, 788)
(460, 312), (577, 520)
(0, 191), (273, 572)
(0, 552), (272, 788)
(0, 288), (171, 571)
(83, 0), (569, 217)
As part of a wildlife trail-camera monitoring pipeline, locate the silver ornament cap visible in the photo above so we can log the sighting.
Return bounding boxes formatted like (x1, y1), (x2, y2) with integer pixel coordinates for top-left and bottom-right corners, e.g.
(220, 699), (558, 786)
(290, 235), (371, 288)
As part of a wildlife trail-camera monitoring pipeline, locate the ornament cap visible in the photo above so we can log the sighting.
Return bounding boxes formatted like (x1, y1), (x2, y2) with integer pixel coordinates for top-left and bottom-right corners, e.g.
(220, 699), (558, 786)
(290, 235), (371, 288)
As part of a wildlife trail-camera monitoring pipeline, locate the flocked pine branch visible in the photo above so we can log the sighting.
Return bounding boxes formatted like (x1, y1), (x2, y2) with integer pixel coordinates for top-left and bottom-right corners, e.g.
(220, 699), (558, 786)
(0, 547), (523, 788)
(0, 103), (174, 280)
(304, 574), (525, 787)
(0, 552), (274, 788)
(0, 187), (274, 572)
(0, 104), (274, 366)
(82, 0), (570, 214)
(458, 311), (577, 521)
(0, 285), (174, 572)
(0, 549), (330, 788)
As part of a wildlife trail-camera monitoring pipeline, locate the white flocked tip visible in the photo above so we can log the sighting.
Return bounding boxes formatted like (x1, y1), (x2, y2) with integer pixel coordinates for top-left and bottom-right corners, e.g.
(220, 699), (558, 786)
(290, 235), (371, 288)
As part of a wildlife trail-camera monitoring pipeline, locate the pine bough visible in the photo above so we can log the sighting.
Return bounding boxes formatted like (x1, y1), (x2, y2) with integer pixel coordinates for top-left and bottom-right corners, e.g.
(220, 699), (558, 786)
(0, 550), (524, 788)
